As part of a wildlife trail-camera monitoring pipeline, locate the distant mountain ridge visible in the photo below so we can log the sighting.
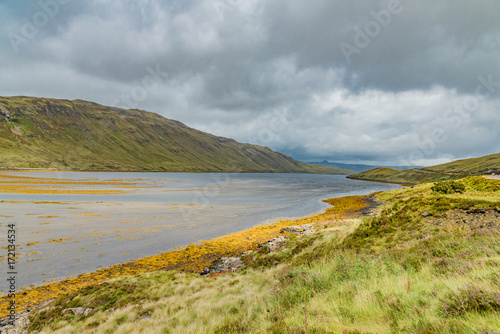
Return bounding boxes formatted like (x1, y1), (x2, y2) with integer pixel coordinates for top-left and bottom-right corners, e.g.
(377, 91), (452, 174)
(0, 96), (352, 174)
(347, 153), (500, 184)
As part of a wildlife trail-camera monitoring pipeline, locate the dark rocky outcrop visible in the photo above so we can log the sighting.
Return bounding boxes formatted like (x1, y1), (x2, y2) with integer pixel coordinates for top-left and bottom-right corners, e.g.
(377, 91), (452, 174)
(280, 224), (314, 235)
(200, 257), (245, 275)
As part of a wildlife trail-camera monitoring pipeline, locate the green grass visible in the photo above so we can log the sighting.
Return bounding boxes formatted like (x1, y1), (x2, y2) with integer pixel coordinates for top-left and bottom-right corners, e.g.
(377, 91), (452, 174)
(0, 96), (352, 174)
(423, 153), (500, 175)
(347, 167), (463, 185)
(26, 176), (500, 333)
(348, 153), (500, 185)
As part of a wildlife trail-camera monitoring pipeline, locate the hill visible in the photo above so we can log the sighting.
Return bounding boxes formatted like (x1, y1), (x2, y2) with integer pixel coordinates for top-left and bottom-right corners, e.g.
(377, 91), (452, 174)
(348, 153), (500, 184)
(421, 153), (500, 174)
(307, 160), (421, 173)
(0, 96), (351, 174)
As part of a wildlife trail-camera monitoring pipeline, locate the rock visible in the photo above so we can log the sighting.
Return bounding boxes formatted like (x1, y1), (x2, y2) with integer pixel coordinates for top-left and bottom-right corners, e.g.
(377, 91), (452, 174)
(280, 224), (314, 235)
(61, 307), (93, 317)
(201, 257), (244, 275)
(258, 236), (287, 252)
(0, 301), (58, 334)
(467, 208), (486, 214)
(421, 212), (430, 217)
(280, 226), (302, 233)
(240, 251), (253, 256)
(0, 106), (12, 121)
(0, 311), (30, 334)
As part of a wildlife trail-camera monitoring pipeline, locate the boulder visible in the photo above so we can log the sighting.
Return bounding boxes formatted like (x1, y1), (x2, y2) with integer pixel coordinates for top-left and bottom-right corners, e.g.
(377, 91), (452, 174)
(62, 307), (93, 317)
(467, 208), (486, 214)
(239, 251), (254, 256)
(280, 224), (314, 235)
(0, 312), (30, 334)
(201, 257), (244, 275)
(258, 236), (287, 252)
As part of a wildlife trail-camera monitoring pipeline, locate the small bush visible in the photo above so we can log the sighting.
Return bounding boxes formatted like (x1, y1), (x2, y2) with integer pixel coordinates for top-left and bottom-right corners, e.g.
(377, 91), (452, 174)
(462, 176), (500, 192)
(213, 319), (249, 333)
(431, 181), (466, 195)
(440, 285), (500, 317)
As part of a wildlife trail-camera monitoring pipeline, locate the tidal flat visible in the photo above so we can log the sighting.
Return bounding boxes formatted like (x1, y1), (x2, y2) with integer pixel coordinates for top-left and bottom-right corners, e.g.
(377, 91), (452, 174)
(0, 171), (400, 317)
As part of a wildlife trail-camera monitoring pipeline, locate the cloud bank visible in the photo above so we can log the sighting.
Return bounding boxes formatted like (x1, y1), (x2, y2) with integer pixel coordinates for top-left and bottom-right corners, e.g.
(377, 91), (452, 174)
(1, 0), (499, 165)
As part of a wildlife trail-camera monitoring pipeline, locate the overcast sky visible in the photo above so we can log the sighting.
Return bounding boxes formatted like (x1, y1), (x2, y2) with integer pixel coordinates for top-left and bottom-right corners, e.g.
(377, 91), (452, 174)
(1, 0), (499, 166)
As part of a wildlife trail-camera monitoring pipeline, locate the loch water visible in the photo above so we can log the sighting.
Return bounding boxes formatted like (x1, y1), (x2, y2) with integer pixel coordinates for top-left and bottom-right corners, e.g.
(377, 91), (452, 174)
(0, 172), (401, 291)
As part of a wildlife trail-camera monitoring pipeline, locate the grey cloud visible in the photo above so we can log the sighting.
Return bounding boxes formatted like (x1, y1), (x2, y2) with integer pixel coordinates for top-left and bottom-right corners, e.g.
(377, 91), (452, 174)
(0, 0), (499, 166)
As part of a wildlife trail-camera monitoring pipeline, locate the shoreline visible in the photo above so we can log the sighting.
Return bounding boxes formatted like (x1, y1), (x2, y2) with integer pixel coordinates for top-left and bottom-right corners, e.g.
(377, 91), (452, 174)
(346, 175), (416, 186)
(0, 193), (377, 319)
(0, 167), (351, 175)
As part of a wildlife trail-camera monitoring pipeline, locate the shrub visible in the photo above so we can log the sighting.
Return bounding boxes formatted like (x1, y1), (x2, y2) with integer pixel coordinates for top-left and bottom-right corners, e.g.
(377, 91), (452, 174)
(440, 285), (500, 317)
(461, 176), (500, 192)
(431, 181), (466, 195)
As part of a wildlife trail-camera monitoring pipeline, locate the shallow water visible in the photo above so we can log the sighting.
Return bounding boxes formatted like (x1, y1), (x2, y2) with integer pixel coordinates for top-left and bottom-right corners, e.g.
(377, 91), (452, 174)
(0, 171), (401, 291)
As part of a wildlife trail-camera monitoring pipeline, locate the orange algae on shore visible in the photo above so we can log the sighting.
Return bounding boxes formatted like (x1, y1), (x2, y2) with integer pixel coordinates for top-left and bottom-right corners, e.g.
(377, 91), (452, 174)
(323, 194), (374, 219)
(0, 173), (141, 194)
(0, 184), (132, 194)
(0, 174), (137, 186)
(0, 194), (375, 318)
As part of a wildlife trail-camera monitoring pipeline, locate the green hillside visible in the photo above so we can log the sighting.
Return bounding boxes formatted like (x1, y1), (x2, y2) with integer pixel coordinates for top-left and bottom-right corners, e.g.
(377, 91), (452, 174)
(347, 167), (459, 185)
(0, 96), (351, 174)
(422, 153), (500, 174)
(348, 153), (500, 184)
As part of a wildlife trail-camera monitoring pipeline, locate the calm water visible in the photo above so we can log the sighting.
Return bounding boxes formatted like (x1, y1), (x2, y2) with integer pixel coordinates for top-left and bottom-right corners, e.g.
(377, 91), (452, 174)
(0, 172), (401, 291)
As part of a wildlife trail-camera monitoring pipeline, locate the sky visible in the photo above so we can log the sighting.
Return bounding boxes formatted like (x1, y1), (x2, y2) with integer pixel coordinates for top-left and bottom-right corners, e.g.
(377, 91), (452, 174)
(1, 0), (499, 166)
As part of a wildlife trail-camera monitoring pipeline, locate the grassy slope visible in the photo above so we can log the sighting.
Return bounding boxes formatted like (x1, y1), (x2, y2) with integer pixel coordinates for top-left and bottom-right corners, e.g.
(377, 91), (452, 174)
(26, 176), (500, 333)
(348, 153), (500, 184)
(422, 153), (500, 174)
(347, 167), (459, 185)
(0, 96), (351, 174)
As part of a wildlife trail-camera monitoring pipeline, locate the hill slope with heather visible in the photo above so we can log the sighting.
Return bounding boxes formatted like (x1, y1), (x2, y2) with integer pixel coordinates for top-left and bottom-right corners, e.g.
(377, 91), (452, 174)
(0, 96), (351, 174)
(347, 153), (500, 184)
